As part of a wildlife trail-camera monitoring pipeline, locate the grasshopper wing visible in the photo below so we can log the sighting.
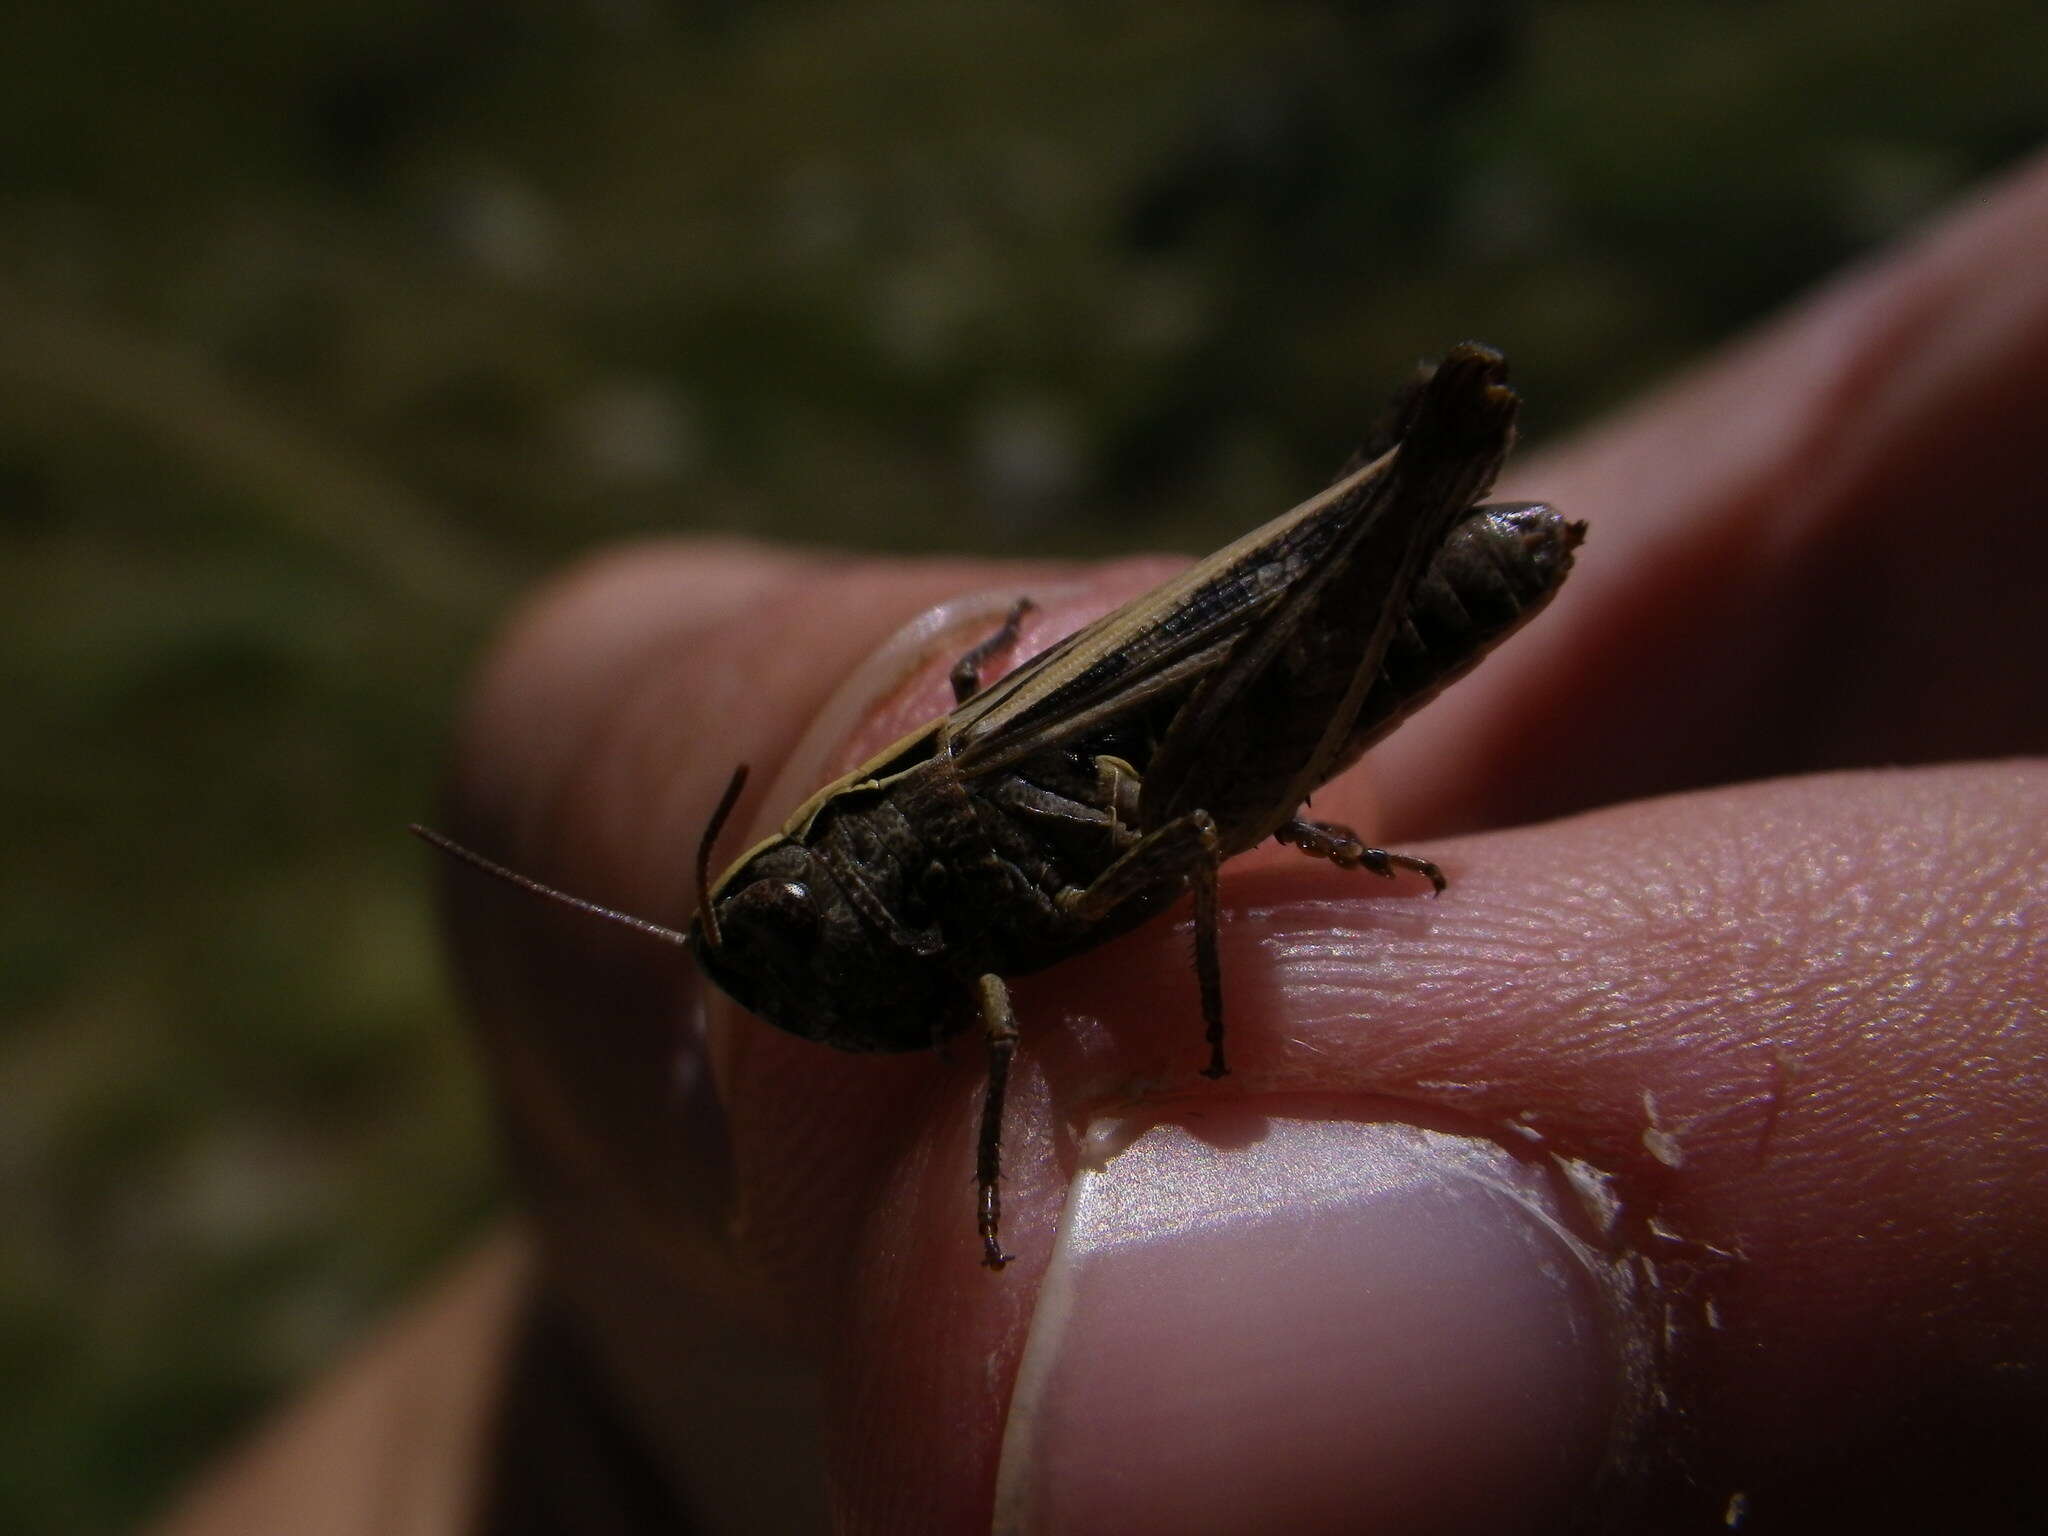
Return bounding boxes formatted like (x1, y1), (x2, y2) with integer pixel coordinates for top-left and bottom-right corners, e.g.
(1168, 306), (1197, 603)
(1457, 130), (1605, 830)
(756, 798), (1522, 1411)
(1138, 343), (1521, 852)
(950, 441), (1396, 774)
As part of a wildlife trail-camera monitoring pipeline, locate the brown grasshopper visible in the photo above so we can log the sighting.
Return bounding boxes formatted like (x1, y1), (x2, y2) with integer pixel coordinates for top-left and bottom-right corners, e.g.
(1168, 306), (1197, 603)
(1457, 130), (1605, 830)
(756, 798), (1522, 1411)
(416, 342), (1583, 1268)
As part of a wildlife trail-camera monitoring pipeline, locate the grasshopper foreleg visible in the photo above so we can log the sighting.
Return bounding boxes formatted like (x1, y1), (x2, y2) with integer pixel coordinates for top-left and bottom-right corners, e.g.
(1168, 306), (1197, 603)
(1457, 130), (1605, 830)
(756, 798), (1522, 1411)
(1276, 817), (1446, 895)
(1062, 810), (1230, 1079)
(975, 973), (1020, 1270)
(950, 598), (1036, 704)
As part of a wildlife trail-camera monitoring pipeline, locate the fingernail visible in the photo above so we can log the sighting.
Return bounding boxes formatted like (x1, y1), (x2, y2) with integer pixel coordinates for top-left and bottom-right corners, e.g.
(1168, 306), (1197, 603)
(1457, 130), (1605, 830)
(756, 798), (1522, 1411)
(994, 1107), (1635, 1536)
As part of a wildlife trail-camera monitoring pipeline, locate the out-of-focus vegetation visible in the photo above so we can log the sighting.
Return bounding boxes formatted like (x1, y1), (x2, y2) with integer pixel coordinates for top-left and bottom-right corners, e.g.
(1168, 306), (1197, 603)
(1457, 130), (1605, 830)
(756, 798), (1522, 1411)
(2, 1), (2041, 1529)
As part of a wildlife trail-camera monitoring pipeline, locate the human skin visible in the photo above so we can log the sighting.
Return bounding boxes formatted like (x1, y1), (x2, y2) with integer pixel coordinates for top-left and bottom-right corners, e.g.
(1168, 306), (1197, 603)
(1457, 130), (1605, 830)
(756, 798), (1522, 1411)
(425, 151), (2048, 1533)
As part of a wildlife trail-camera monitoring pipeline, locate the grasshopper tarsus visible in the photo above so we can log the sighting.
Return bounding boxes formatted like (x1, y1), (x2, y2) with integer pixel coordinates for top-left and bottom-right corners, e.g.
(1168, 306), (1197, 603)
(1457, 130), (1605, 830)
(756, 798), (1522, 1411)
(951, 597), (1036, 705)
(1276, 818), (1447, 895)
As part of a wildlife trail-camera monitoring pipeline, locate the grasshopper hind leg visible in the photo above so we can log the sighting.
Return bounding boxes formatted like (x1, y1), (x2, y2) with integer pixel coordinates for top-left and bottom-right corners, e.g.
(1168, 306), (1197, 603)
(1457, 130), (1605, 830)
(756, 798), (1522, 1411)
(1277, 818), (1446, 895)
(977, 808), (1237, 1268)
(1062, 810), (1231, 1079)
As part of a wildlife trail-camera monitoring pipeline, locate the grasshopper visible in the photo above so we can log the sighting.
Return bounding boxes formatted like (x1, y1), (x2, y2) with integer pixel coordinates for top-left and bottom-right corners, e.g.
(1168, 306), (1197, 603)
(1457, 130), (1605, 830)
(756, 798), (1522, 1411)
(416, 342), (1583, 1269)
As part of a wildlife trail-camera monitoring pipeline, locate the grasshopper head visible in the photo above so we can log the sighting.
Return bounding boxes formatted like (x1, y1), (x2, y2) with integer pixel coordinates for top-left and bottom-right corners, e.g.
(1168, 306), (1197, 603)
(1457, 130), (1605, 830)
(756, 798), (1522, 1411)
(693, 839), (961, 1056)
(692, 844), (822, 1010)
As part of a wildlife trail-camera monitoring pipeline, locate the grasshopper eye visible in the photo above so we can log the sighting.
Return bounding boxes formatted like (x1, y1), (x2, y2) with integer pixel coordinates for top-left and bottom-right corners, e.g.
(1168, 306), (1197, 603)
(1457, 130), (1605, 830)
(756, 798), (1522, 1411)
(719, 873), (824, 960)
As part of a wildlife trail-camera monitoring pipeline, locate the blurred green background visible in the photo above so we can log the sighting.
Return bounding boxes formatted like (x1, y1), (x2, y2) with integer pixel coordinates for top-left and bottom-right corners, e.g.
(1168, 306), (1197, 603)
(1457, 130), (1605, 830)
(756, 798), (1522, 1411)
(3, 1), (2042, 1528)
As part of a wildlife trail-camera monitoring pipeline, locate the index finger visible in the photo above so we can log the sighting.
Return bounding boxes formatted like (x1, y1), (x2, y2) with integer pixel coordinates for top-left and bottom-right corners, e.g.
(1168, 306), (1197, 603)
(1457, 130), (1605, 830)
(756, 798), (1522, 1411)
(1375, 148), (2048, 838)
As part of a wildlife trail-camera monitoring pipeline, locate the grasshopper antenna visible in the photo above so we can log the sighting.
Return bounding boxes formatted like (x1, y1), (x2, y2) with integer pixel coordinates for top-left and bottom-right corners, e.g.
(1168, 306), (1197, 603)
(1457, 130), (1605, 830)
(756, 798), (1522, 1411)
(694, 763), (749, 951)
(409, 824), (693, 949)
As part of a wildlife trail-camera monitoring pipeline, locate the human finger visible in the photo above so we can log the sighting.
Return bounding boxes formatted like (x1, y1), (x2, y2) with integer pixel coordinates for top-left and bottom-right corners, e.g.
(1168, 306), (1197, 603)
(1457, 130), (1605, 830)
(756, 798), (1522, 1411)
(1376, 148), (2048, 837)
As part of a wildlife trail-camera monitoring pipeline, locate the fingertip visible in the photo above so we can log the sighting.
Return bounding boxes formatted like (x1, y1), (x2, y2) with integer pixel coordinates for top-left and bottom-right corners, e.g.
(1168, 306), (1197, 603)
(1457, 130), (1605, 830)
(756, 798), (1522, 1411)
(446, 538), (815, 857)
